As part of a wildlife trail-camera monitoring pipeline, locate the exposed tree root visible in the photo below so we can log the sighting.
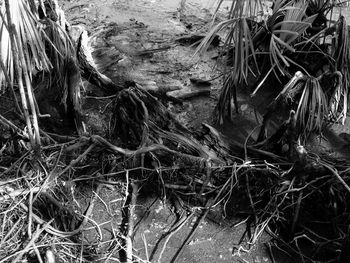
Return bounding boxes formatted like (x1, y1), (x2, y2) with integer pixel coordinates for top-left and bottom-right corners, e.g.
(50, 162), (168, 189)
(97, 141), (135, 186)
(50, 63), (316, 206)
(119, 181), (138, 263)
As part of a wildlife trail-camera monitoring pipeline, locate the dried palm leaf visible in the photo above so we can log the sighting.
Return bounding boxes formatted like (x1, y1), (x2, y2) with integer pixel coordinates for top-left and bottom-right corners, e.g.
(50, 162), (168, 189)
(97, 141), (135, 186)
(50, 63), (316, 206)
(41, 18), (75, 88)
(214, 0), (264, 20)
(332, 16), (350, 124)
(295, 76), (328, 138)
(268, 2), (317, 76)
(0, 0), (51, 92)
(196, 12), (260, 123)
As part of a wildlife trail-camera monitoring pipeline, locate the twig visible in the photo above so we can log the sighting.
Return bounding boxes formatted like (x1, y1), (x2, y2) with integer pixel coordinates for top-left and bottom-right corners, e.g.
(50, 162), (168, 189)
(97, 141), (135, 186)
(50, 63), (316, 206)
(0, 113), (25, 138)
(20, 203), (80, 238)
(0, 186), (41, 202)
(85, 94), (118, 100)
(250, 178), (297, 245)
(43, 132), (77, 143)
(244, 125), (261, 161)
(10, 219), (54, 263)
(265, 242), (276, 263)
(141, 233), (149, 262)
(118, 179), (138, 263)
(0, 217), (22, 248)
(91, 135), (212, 164)
(170, 173), (234, 263)
(125, 182), (138, 263)
(321, 161), (350, 193)
(245, 173), (257, 225)
(28, 189), (34, 239)
(291, 190), (303, 234)
(158, 212), (193, 263)
(198, 160), (212, 198)
(33, 240), (44, 263)
(46, 143), (96, 185)
(81, 215), (103, 244)
(20, 192), (108, 240)
(78, 183), (103, 241)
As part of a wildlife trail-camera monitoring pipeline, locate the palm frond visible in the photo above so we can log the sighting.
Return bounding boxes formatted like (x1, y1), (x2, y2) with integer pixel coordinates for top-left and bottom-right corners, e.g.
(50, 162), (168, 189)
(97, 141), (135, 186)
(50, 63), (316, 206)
(328, 71), (344, 122)
(215, 0), (264, 20)
(268, 1), (317, 76)
(41, 18), (75, 85)
(194, 18), (237, 55)
(295, 77), (328, 138)
(215, 17), (260, 123)
(0, 0), (51, 92)
(332, 16), (350, 124)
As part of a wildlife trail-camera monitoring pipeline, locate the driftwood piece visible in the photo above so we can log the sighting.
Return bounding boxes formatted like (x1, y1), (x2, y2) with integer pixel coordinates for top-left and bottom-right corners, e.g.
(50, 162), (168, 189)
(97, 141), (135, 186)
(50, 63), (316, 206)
(190, 78), (212, 87)
(77, 31), (132, 94)
(166, 87), (211, 100)
(175, 34), (220, 47)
